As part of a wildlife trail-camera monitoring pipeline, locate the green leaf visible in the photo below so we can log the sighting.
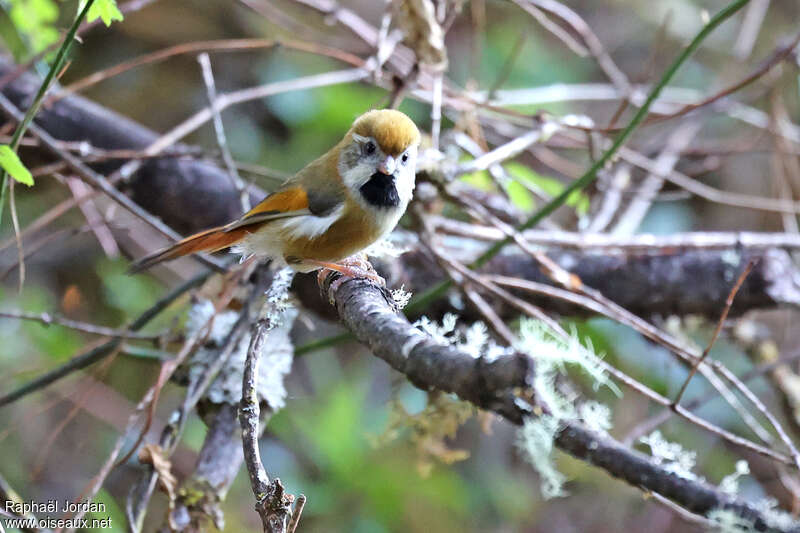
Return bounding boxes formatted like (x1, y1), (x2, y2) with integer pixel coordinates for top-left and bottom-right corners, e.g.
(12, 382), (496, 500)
(0, 145), (33, 186)
(86, 0), (123, 26)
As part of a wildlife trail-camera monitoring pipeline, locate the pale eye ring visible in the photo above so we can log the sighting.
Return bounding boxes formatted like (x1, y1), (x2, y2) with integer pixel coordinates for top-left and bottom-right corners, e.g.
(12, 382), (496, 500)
(364, 140), (376, 155)
(401, 153), (409, 164)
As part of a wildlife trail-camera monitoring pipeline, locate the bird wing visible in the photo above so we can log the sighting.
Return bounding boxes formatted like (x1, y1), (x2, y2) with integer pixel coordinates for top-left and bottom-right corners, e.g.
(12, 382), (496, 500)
(226, 154), (346, 231)
(224, 186), (313, 230)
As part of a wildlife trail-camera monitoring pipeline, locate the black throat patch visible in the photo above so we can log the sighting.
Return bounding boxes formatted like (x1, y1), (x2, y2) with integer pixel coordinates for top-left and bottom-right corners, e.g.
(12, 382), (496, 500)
(360, 172), (400, 208)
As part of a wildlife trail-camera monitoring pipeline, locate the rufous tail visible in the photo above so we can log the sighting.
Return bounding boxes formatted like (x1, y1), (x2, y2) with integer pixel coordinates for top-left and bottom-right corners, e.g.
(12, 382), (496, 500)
(128, 226), (249, 273)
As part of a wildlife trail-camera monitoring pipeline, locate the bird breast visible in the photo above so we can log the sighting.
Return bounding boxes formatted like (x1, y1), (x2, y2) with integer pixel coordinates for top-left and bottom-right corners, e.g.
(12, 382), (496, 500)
(281, 196), (403, 262)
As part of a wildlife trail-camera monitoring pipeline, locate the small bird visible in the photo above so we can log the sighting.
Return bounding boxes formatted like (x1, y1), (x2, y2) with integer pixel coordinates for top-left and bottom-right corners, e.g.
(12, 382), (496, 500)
(130, 109), (420, 282)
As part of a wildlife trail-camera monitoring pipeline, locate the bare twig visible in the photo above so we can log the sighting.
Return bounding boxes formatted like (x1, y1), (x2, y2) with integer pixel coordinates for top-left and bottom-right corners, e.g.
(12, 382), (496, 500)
(113, 68), (370, 183)
(0, 91), (228, 273)
(0, 270), (212, 408)
(197, 52), (250, 213)
(673, 259), (758, 406)
(0, 310), (164, 339)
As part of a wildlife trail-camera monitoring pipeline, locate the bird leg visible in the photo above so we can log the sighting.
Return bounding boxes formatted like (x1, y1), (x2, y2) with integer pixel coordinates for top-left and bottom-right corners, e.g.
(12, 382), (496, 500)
(309, 255), (386, 290)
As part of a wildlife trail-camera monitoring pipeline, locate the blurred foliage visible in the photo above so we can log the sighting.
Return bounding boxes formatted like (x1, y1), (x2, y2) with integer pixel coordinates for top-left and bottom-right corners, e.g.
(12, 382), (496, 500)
(4, 0), (59, 57)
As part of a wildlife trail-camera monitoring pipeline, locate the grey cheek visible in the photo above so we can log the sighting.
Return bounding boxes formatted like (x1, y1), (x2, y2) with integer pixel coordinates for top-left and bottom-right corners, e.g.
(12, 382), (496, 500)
(338, 146), (360, 174)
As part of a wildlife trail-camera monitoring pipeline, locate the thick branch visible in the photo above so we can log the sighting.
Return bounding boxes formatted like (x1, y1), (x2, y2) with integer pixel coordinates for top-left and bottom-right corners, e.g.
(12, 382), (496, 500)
(321, 275), (535, 422)
(322, 274), (799, 533)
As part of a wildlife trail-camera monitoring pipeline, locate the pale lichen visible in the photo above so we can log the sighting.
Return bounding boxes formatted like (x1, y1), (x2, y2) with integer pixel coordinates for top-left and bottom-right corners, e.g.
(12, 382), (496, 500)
(391, 285), (413, 310)
(707, 508), (756, 533)
(517, 415), (567, 499)
(577, 401), (612, 434)
(183, 267), (297, 409)
(514, 319), (618, 498)
(719, 460), (749, 496)
(638, 430), (698, 481)
(753, 498), (800, 530)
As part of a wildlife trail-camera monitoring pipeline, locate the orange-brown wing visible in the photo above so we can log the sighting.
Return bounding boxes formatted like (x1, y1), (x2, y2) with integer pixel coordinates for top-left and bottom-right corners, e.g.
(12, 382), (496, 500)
(223, 186), (311, 231)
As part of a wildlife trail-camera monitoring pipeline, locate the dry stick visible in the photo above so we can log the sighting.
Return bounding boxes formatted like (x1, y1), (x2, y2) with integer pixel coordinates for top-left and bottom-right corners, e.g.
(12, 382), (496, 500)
(197, 52), (250, 213)
(0, 227), (84, 281)
(617, 144), (800, 215)
(622, 351), (800, 446)
(477, 83), (800, 145)
(112, 68), (370, 184)
(0, 269), (212, 409)
(64, 176), (119, 257)
(606, 27), (800, 133)
(56, 38), (365, 100)
(430, 218), (800, 250)
(734, 0), (771, 59)
(0, 310), (164, 339)
(513, 0), (631, 97)
(0, 91), (228, 273)
(491, 120), (800, 216)
(0, 187), (100, 254)
(7, 180), (24, 291)
(610, 120), (702, 235)
(286, 495), (306, 533)
(240, 320), (293, 532)
(512, 1), (586, 56)
(453, 131), (560, 228)
(416, 212), (519, 342)
(0, 146), (208, 257)
(672, 259), (758, 406)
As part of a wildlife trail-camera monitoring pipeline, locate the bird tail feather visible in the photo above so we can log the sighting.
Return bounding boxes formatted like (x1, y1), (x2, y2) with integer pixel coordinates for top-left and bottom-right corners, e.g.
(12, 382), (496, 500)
(128, 225), (250, 273)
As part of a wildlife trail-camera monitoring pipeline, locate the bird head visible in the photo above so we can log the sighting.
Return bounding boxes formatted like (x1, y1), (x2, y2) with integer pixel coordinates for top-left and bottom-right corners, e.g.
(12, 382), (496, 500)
(336, 109), (421, 209)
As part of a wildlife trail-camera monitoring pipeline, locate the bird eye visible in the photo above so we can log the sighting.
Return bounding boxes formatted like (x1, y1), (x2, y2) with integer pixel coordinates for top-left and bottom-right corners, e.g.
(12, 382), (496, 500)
(401, 153), (409, 164)
(363, 141), (376, 155)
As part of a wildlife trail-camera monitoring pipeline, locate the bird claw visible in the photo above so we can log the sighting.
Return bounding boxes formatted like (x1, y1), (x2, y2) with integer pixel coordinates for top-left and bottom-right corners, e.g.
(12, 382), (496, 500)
(314, 255), (386, 290)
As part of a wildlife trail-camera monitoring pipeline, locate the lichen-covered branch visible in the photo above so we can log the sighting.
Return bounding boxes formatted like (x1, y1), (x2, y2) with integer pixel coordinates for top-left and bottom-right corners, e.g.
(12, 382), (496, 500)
(239, 268), (303, 533)
(321, 273), (800, 533)
(320, 274), (535, 422)
(240, 318), (294, 533)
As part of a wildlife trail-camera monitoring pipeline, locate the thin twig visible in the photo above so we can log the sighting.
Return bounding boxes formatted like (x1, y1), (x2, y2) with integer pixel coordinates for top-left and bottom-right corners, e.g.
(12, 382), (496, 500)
(0, 270), (211, 408)
(673, 259), (758, 406)
(198, 52), (250, 213)
(0, 310), (165, 339)
(0, 91), (229, 273)
(112, 68), (370, 184)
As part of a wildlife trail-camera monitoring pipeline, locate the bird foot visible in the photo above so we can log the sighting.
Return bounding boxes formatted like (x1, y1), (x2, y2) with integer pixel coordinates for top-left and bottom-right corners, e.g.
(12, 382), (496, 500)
(311, 256), (385, 290)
